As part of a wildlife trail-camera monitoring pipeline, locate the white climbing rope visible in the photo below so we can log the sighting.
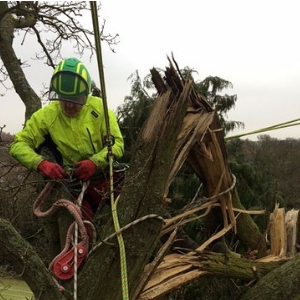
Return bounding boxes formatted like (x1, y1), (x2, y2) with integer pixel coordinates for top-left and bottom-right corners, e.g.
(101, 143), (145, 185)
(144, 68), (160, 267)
(73, 181), (89, 300)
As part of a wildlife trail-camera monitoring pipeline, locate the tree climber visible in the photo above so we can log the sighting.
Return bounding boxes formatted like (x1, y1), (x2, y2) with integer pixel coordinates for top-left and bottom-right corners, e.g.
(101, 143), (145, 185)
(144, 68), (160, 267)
(9, 57), (125, 221)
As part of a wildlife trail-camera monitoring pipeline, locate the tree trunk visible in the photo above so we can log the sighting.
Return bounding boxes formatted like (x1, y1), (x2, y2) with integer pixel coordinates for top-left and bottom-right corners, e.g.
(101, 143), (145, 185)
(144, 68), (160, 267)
(0, 2), (41, 120)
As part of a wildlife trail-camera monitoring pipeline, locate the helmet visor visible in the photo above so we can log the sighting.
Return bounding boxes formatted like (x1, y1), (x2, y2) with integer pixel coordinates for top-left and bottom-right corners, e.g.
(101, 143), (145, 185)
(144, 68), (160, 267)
(55, 94), (87, 105)
(49, 87), (87, 105)
(49, 70), (89, 104)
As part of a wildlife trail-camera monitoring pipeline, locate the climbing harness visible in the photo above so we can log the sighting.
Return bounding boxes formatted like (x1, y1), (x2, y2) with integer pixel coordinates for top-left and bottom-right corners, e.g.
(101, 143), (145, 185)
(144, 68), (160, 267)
(90, 2), (130, 299)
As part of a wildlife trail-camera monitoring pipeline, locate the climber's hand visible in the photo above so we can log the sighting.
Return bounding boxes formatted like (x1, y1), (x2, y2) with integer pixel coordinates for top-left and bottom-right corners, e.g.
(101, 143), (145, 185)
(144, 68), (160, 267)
(73, 160), (97, 181)
(38, 160), (67, 179)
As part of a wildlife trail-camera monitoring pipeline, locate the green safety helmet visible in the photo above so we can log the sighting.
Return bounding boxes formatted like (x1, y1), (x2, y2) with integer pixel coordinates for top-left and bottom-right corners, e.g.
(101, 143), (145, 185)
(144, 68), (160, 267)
(49, 58), (92, 105)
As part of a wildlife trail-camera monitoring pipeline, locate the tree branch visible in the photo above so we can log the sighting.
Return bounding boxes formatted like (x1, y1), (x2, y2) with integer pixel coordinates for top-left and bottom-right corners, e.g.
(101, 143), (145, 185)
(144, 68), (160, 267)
(0, 218), (68, 300)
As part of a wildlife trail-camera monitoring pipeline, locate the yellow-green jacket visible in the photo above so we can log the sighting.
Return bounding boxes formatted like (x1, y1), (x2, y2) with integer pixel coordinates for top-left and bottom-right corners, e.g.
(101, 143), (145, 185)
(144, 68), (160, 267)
(9, 95), (124, 170)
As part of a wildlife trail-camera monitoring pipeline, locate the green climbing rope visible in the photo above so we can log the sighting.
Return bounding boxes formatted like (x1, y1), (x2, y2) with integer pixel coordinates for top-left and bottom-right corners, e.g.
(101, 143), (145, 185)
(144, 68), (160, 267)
(89, 2), (129, 299)
(109, 156), (129, 300)
(226, 118), (300, 140)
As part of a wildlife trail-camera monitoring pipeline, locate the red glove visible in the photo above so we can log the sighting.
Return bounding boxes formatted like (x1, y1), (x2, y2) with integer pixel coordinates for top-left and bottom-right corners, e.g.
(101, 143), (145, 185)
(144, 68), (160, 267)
(38, 160), (67, 179)
(73, 160), (97, 181)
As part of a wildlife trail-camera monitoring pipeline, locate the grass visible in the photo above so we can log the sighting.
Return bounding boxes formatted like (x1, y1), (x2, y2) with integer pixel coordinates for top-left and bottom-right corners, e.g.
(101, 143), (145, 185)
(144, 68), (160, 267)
(0, 277), (33, 300)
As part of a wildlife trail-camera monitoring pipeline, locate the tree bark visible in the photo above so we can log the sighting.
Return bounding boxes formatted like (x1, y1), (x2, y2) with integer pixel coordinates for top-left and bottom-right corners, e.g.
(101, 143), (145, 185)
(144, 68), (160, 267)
(241, 253), (300, 300)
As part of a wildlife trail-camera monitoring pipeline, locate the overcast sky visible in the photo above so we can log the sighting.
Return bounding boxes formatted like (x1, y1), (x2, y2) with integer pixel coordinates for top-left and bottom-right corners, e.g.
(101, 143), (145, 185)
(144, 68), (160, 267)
(1, 0), (300, 141)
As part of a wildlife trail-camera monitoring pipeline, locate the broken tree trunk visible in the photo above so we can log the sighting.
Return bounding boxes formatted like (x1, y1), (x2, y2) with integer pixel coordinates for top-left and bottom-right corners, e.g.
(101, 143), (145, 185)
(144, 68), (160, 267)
(151, 57), (267, 256)
(129, 57), (267, 299)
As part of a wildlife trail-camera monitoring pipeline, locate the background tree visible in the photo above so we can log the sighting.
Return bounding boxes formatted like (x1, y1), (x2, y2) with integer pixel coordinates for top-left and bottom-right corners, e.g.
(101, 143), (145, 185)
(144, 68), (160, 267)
(117, 70), (155, 162)
(179, 67), (244, 134)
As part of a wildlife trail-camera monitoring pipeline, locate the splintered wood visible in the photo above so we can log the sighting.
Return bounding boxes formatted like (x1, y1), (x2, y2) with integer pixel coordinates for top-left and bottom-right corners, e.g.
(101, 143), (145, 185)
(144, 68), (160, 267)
(286, 209), (299, 256)
(258, 204), (299, 263)
(268, 204), (298, 258)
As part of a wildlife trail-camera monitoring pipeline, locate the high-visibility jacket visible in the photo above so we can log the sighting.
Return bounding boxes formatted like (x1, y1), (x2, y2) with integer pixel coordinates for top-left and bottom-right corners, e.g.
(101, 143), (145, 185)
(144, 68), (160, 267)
(9, 95), (124, 171)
